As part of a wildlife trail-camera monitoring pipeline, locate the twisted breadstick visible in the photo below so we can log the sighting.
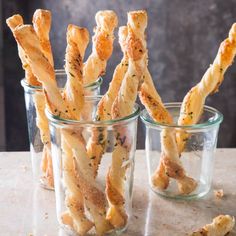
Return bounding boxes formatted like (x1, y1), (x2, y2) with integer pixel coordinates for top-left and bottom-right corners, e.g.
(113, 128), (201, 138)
(33, 93), (53, 187)
(32, 9), (55, 188)
(62, 130), (112, 235)
(61, 138), (94, 235)
(139, 49), (197, 194)
(13, 25), (74, 119)
(6, 14), (40, 86)
(83, 10), (118, 85)
(177, 23), (236, 154)
(63, 24), (89, 120)
(33, 9), (54, 66)
(106, 10), (147, 228)
(6, 14), (53, 187)
(59, 25), (95, 235)
(87, 26), (128, 177)
(190, 215), (235, 236)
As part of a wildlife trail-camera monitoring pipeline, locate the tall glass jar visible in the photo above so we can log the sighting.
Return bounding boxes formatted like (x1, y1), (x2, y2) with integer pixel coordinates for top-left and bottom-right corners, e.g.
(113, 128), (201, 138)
(46, 96), (140, 235)
(21, 70), (103, 190)
(140, 102), (223, 199)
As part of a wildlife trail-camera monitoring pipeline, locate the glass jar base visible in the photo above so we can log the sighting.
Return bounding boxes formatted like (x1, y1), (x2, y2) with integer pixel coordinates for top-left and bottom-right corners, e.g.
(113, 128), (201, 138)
(59, 221), (128, 236)
(150, 181), (211, 200)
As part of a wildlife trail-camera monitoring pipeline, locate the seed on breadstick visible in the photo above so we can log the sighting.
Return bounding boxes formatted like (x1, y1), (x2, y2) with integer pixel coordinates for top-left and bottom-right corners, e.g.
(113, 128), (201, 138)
(6, 14), (40, 86)
(106, 10), (147, 228)
(63, 24), (89, 120)
(33, 9), (54, 66)
(83, 10), (118, 85)
(190, 215), (235, 236)
(177, 23), (236, 154)
(87, 26), (128, 177)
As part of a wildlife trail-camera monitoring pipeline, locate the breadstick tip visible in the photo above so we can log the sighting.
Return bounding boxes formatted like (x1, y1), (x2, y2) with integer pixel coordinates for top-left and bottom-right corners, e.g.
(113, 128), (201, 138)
(33, 9), (51, 22)
(229, 22), (236, 42)
(33, 9), (51, 29)
(6, 14), (23, 30)
(67, 24), (89, 44)
(127, 10), (148, 31)
(95, 10), (118, 32)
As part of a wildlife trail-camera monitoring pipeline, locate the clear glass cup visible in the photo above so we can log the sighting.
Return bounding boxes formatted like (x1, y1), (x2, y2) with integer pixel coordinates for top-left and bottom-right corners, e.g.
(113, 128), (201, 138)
(46, 96), (140, 235)
(140, 102), (223, 199)
(21, 70), (103, 190)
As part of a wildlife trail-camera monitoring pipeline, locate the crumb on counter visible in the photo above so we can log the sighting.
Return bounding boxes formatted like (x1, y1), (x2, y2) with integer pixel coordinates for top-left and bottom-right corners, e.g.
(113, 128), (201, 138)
(214, 189), (224, 199)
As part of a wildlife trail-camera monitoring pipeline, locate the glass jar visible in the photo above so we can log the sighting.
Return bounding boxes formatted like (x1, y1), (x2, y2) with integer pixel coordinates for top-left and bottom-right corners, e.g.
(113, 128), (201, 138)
(21, 70), (103, 190)
(46, 96), (140, 235)
(140, 102), (223, 199)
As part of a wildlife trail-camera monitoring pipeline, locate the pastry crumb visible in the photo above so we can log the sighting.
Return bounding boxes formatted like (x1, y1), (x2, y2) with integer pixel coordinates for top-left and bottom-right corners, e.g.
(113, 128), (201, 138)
(44, 212), (48, 219)
(214, 189), (224, 199)
(21, 165), (28, 172)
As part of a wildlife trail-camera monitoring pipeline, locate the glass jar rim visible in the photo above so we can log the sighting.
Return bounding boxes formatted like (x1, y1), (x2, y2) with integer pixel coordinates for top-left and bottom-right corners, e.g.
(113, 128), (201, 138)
(20, 69), (103, 91)
(140, 102), (223, 130)
(46, 95), (141, 127)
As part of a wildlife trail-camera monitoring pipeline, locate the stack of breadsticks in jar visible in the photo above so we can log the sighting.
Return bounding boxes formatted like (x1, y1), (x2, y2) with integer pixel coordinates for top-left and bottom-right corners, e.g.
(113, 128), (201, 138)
(7, 7), (236, 236)
(7, 8), (147, 235)
(7, 10), (55, 188)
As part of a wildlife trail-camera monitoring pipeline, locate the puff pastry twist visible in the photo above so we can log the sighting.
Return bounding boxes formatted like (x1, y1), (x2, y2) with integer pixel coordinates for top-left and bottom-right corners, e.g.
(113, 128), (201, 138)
(87, 26), (128, 177)
(106, 10), (147, 228)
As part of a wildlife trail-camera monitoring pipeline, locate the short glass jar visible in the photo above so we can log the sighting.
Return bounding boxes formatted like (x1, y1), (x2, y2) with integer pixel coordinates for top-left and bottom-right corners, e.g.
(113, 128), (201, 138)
(46, 96), (140, 235)
(21, 70), (103, 190)
(140, 102), (223, 199)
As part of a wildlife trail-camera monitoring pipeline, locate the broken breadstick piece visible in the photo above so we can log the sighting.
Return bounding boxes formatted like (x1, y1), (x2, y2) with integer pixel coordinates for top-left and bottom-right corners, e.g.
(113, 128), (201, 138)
(190, 215), (235, 236)
(214, 189), (224, 199)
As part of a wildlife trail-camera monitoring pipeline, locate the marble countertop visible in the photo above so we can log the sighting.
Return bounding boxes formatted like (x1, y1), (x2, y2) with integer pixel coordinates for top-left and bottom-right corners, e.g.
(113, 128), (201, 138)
(0, 150), (236, 236)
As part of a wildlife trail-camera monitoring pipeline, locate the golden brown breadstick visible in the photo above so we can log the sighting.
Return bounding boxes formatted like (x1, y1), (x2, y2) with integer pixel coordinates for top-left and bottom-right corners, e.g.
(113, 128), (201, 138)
(61, 138), (94, 235)
(83, 10), (118, 85)
(33, 92), (53, 187)
(190, 215), (235, 236)
(139, 46), (197, 194)
(106, 10), (147, 228)
(12, 24), (73, 119)
(32, 10), (55, 187)
(177, 23), (236, 154)
(60, 25), (94, 235)
(33, 9), (54, 66)
(62, 130), (112, 235)
(63, 25), (89, 122)
(7, 14), (52, 187)
(6, 14), (40, 86)
(63, 24), (89, 120)
(87, 26), (128, 177)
